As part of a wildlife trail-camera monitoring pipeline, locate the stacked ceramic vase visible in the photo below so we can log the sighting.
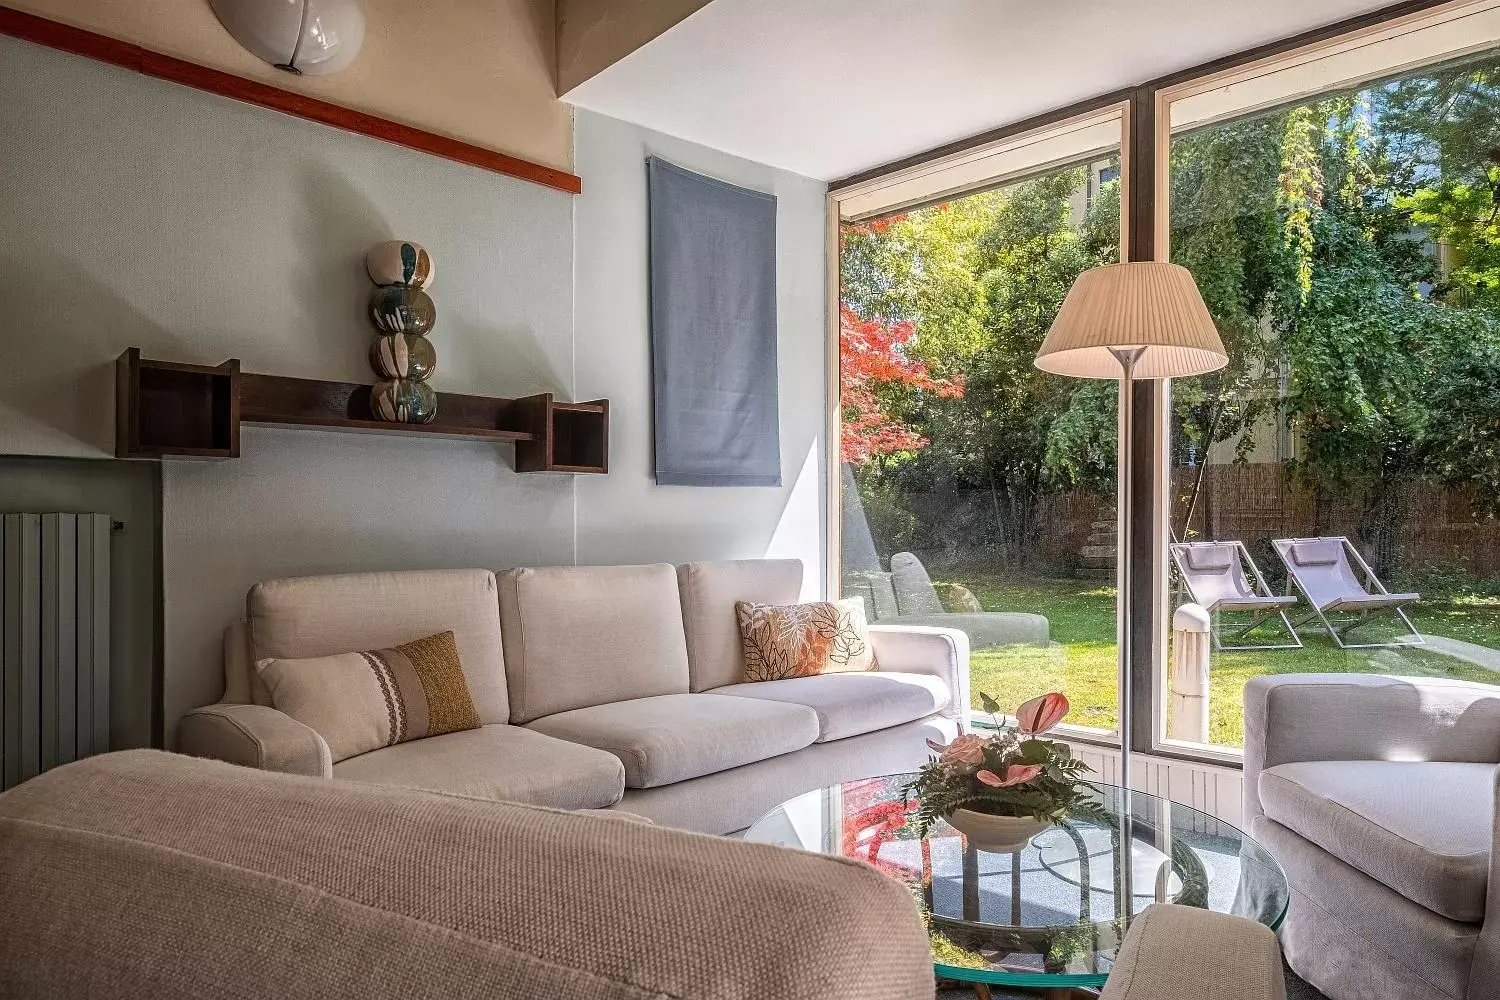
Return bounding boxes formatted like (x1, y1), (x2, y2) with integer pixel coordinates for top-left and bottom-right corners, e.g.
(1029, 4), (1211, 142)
(365, 241), (438, 424)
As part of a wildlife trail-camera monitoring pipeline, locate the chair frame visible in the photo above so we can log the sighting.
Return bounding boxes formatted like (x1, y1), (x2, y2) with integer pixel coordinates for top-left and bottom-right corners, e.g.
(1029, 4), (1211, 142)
(1169, 540), (1302, 651)
(1272, 536), (1424, 650)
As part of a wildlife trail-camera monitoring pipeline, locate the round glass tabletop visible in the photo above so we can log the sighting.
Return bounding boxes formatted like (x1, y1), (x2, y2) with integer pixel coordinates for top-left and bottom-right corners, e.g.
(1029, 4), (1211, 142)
(743, 774), (1288, 990)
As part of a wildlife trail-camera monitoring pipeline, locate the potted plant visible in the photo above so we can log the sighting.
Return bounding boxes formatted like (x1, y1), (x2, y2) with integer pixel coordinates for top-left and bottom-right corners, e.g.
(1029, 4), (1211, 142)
(905, 691), (1097, 852)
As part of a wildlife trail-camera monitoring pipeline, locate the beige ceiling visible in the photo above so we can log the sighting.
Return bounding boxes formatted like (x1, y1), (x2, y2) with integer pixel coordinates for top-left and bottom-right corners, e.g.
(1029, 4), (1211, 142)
(562, 0), (1401, 181)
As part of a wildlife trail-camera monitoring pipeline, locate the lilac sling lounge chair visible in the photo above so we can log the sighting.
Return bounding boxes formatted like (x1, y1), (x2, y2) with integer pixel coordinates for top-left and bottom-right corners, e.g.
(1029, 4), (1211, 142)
(1271, 536), (1423, 649)
(1170, 540), (1301, 650)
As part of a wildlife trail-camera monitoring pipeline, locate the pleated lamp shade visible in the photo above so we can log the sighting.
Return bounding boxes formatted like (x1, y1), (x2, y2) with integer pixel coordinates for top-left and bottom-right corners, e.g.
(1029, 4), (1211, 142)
(1035, 262), (1228, 379)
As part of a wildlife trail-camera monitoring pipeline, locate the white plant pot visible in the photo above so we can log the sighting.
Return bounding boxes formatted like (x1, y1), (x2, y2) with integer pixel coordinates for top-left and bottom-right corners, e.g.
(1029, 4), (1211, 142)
(945, 809), (1052, 852)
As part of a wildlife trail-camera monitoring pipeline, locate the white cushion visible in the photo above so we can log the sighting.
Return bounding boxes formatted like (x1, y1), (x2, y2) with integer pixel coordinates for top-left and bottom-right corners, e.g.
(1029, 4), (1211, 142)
(677, 560), (804, 692)
(499, 564), (690, 724)
(1259, 760), (1493, 921)
(714, 672), (950, 742)
(248, 569), (508, 725)
(526, 693), (819, 788)
(331, 724), (624, 810)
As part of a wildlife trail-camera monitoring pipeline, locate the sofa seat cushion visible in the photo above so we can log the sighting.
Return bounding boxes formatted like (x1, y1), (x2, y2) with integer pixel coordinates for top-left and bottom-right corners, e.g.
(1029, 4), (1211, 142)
(331, 724), (624, 811)
(714, 672), (951, 742)
(1259, 759), (1493, 921)
(525, 693), (819, 789)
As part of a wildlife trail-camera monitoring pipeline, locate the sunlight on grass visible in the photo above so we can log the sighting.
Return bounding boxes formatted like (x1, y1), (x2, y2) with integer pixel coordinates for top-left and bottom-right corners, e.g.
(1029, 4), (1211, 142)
(945, 572), (1500, 749)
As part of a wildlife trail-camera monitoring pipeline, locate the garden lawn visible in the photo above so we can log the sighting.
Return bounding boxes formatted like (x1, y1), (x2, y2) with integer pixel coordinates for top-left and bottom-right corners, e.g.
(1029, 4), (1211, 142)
(954, 573), (1500, 747)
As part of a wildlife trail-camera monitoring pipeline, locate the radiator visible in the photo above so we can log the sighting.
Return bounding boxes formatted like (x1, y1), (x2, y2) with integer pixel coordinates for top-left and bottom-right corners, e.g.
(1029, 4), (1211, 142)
(1, 513), (111, 790)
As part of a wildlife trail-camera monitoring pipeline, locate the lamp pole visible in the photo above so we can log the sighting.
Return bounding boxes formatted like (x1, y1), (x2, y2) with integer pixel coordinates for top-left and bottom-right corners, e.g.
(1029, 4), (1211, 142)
(1109, 345), (1145, 795)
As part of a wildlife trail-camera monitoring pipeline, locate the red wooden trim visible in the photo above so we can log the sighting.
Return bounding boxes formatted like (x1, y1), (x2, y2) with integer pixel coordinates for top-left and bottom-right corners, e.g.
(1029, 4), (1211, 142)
(0, 5), (582, 195)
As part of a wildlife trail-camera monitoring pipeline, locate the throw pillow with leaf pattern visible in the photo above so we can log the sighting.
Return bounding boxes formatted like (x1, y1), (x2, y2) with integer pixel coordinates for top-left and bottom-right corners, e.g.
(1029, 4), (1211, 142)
(736, 598), (877, 682)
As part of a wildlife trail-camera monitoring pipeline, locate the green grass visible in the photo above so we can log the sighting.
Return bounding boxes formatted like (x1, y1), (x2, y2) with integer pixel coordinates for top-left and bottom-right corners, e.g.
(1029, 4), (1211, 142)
(950, 573), (1500, 747)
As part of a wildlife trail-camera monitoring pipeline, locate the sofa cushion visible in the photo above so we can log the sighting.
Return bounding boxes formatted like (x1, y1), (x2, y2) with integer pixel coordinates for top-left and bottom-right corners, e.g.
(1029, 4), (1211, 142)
(499, 564), (690, 724)
(715, 672), (951, 742)
(248, 569), (509, 725)
(526, 693), (819, 788)
(331, 724), (624, 810)
(1259, 759), (1493, 922)
(737, 599), (877, 681)
(258, 631), (481, 763)
(678, 559), (804, 691)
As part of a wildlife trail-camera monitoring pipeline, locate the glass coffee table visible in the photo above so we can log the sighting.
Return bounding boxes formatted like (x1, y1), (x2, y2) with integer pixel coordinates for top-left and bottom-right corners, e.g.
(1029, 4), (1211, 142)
(743, 774), (1287, 998)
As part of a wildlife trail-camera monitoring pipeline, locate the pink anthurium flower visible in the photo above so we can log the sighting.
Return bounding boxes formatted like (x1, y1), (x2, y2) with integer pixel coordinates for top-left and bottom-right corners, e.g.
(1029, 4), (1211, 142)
(976, 763), (1044, 788)
(1015, 692), (1069, 735)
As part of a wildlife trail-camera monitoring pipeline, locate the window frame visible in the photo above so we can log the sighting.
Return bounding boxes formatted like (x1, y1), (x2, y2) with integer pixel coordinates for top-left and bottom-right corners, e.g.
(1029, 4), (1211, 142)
(825, 0), (1497, 768)
(825, 105), (1131, 750)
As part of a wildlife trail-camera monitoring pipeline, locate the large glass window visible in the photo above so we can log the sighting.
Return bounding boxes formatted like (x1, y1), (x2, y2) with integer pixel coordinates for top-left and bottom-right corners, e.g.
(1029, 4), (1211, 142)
(1163, 46), (1500, 749)
(837, 150), (1125, 736)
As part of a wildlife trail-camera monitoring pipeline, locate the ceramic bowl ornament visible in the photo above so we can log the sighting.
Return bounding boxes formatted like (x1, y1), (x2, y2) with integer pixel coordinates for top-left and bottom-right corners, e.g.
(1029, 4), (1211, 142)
(363, 241), (438, 423)
(943, 810), (1053, 853)
(366, 285), (436, 336)
(370, 333), (437, 380)
(366, 241), (435, 289)
(371, 378), (437, 424)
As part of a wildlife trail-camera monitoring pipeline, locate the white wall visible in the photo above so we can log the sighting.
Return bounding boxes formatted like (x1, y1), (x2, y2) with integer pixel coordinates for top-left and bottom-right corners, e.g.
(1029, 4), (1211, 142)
(572, 109), (828, 598)
(0, 39), (834, 734)
(0, 35), (576, 729)
(0, 42), (830, 736)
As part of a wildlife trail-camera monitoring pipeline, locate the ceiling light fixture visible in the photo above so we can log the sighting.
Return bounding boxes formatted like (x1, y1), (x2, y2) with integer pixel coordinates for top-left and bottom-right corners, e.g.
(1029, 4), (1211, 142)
(208, 0), (365, 76)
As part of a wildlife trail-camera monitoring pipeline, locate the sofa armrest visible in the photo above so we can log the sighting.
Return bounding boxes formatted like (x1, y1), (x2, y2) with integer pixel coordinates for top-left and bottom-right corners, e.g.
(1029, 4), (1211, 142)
(1100, 904), (1283, 1000)
(177, 704), (332, 778)
(1243, 673), (1500, 825)
(867, 625), (970, 729)
(1469, 767), (1500, 996)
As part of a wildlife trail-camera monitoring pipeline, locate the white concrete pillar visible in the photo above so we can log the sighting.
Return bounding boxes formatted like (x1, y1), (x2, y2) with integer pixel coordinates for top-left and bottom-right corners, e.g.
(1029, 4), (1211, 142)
(1169, 603), (1211, 744)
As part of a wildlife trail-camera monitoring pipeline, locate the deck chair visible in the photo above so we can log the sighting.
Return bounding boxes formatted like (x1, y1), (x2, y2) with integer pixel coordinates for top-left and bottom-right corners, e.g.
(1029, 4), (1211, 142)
(1170, 540), (1301, 650)
(1270, 536), (1423, 649)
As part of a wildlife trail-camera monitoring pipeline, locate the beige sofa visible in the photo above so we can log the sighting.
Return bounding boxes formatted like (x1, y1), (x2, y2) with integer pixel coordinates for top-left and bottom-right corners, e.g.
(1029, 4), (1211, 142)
(0, 751), (1285, 1000)
(178, 559), (967, 834)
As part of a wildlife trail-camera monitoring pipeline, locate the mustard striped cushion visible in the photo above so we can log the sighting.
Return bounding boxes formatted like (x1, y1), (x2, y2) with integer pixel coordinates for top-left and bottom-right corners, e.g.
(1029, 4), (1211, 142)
(256, 630), (481, 763)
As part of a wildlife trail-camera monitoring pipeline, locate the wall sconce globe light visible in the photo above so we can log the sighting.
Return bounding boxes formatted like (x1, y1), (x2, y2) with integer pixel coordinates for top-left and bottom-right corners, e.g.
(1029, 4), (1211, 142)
(209, 0), (365, 76)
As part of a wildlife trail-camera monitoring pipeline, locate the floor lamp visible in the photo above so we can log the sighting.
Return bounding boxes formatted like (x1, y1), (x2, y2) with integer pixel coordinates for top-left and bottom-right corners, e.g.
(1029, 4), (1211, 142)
(1034, 262), (1227, 794)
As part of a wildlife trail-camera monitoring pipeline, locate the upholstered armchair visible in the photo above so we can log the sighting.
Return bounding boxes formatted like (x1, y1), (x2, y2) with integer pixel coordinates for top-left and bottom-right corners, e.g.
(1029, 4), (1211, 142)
(1244, 673), (1500, 1000)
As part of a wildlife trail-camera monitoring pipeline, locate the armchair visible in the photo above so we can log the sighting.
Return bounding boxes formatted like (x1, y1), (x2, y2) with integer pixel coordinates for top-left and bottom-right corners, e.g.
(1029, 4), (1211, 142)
(1244, 673), (1500, 1000)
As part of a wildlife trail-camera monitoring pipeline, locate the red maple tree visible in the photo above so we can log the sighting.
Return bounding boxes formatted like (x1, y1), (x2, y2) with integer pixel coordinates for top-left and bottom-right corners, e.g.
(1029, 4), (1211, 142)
(839, 303), (963, 464)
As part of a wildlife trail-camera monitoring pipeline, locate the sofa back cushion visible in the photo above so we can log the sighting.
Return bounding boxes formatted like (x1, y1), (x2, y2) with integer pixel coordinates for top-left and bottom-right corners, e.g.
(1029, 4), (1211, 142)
(499, 564), (690, 723)
(247, 569), (508, 725)
(222, 621), (270, 706)
(677, 559), (804, 691)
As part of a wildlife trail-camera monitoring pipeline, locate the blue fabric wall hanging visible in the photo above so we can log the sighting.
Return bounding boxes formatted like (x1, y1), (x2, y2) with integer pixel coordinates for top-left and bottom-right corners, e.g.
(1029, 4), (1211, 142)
(647, 157), (781, 487)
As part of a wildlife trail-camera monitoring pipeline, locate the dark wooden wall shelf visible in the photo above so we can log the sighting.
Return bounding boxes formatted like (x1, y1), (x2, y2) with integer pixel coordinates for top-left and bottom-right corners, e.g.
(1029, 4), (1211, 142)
(115, 350), (607, 474)
(514, 395), (610, 473)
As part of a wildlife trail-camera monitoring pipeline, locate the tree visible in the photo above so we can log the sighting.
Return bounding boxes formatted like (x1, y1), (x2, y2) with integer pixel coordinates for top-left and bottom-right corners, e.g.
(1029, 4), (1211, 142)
(1400, 162), (1500, 308)
(838, 51), (1500, 576)
(840, 166), (1124, 564)
(838, 303), (963, 464)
